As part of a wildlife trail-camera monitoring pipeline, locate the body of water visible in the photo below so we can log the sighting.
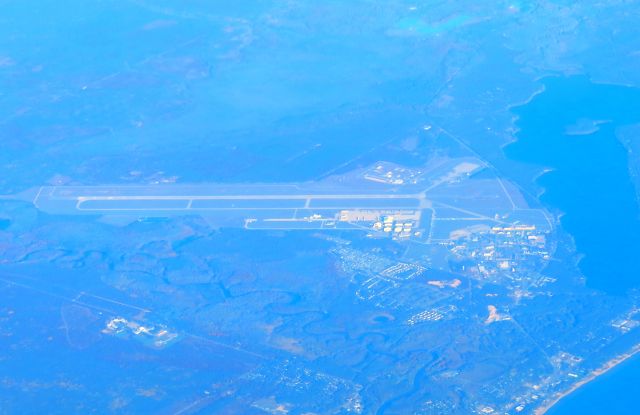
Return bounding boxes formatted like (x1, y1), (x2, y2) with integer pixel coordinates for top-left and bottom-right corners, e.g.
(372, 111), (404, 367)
(546, 352), (640, 414)
(507, 76), (640, 295)
(506, 76), (640, 414)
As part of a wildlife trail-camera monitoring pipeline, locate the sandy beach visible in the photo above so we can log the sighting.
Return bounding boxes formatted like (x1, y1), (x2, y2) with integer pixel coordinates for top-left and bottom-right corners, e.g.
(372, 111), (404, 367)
(535, 343), (640, 414)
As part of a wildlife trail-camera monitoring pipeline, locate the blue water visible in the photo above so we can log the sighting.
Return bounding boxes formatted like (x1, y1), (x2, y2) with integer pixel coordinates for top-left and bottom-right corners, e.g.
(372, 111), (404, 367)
(507, 76), (640, 295)
(507, 76), (640, 414)
(546, 353), (640, 415)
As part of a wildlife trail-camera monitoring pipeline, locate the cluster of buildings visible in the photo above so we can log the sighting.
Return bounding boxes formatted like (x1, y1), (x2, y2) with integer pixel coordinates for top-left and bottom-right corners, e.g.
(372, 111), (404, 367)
(406, 305), (457, 326)
(446, 224), (552, 288)
(371, 214), (420, 239)
(611, 306), (640, 333)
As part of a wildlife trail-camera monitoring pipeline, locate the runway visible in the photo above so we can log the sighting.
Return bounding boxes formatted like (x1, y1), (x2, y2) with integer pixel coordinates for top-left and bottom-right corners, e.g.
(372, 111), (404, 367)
(30, 185), (429, 214)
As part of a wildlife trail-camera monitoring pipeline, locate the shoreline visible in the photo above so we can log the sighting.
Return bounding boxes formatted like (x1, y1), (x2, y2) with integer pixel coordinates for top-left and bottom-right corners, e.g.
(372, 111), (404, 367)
(534, 343), (640, 414)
